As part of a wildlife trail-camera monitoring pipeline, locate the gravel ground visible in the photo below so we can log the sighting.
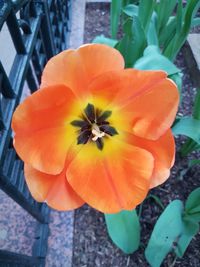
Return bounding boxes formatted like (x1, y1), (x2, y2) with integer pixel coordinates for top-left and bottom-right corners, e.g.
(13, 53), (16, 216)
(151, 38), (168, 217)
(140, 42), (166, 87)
(72, 3), (200, 267)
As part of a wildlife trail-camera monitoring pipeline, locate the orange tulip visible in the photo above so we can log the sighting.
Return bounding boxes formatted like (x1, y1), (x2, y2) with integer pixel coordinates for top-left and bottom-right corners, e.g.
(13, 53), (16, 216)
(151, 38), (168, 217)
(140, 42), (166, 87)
(12, 44), (179, 213)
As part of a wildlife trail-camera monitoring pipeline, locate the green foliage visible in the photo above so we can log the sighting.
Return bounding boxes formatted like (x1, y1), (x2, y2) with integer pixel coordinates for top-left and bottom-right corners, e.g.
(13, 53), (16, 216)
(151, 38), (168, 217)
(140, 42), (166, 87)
(163, 0), (200, 60)
(92, 35), (118, 47)
(138, 0), (155, 33)
(111, 0), (138, 38)
(185, 187), (200, 222)
(134, 45), (180, 75)
(116, 17), (147, 67)
(173, 117), (200, 144)
(111, 0), (122, 38)
(145, 188), (200, 267)
(108, 0), (200, 65)
(145, 200), (184, 267)
(105, 210), (140, 254)
(155, 0), (177, 35)
(174, 89), (200, 156)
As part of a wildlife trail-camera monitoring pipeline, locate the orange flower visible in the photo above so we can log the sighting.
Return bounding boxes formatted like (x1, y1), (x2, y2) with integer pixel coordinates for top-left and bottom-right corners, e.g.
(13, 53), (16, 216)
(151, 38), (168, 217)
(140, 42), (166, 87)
(12, 44), (179, 213)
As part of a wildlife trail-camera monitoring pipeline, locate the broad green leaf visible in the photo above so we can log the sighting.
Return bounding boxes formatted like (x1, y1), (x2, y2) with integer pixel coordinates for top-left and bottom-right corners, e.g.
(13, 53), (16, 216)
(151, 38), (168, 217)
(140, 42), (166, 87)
(111, 0), (122, 38)
(169, 72), (183, 95)
(116, 17), (147, 67)
(192, 17), (200, 27)
(92, 35), (118, 47)
(164, 0), (183, 60)
(180, 89), (200, 156)
(105, 210), (140, 254)
(155, 0), (177, 34)
(185, 187), (200, 222)
(134, 45), (180, 75)
(180, 138), (200, 157)
(176, 0), (183, 36)
(173, 117), (200, 145)
(122, 0), (139, 6)
(145, 200), (184, 267)
(147, 12), (158, 46)
(138, 0), (155, 33)
(123, 4), (139, 17)
(175, 218), (199, 258)
(159, 16), (176, 47)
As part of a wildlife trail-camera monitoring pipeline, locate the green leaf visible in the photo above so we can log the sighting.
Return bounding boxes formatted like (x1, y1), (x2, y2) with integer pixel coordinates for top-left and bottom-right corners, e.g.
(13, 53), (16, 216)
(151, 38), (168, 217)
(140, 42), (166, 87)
(193, 89), (200, 120)
(156, 0), (177, 34)
(123, 4), (139, 17)
(138, 0), (155, 33)
(92, 35), (118, 47)
(169, 72), (183, 95)
(134, 45), (180, 75)
(116, 17), (147, 67)
(175, 218), (199, 258)
(111, 0), (122, 38)
(192, 17), (200, 27)
(105, 210), (140, 254)
(172, 117), (200, 144)
(164, 0), (200, 60)
(185, 187), (200, 222)
(145, 200), (184, 267)
(163, 0), (183, 60)
(147, 12), (158, 46)
(180, 138), (200, 157)
(159, 16), (176, 47)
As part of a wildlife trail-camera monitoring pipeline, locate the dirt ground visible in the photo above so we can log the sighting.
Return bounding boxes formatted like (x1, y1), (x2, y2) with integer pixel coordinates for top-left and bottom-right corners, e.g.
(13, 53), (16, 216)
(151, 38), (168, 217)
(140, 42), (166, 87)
(72, 3), (200, 267)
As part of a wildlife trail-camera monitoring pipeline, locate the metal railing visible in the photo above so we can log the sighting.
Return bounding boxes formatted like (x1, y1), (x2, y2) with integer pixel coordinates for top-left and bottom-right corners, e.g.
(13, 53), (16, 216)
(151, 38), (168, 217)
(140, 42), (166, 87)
(0, 0), (71, 266)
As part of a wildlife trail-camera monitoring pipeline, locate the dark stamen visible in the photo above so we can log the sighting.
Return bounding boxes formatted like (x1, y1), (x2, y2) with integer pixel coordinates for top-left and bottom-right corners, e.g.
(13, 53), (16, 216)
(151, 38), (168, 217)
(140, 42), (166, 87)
(98, 110), (112, 123)
(96, 138), (104, 150)
(100, 125), (118, 136)
(77, 130), (91, 145)
(71, 120), (88, 128)
(84, 103), (95, 123)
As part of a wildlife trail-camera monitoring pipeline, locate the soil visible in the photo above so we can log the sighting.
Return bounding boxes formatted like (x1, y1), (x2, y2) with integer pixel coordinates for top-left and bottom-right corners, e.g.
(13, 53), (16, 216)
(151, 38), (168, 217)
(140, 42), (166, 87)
(72, 3), (200, 267)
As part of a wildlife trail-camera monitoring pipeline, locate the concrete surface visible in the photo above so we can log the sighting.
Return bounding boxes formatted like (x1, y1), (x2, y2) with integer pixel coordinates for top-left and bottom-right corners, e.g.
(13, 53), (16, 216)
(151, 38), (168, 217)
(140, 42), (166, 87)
(183, 34), (200, 88)
(188, 34), (200, 71)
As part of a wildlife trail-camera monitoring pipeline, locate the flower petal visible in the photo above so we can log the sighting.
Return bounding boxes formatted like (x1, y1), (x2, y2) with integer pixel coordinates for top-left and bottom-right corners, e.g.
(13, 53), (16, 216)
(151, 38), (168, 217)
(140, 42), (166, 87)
(67, 142), (154, 213)
(14, 127), (75, 175)
(88, 69), (179, 140)
(24, 164), (84, 211)
(41, 44), (125, 98)
(126, 129), (175, 188)
(12, 84), (78, 174)
(12, 84), (76, 135)
(88, 69), (167, 105)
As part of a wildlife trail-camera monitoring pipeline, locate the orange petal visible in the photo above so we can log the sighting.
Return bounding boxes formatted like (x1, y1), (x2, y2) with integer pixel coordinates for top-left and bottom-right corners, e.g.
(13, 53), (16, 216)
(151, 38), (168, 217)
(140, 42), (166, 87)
(12, 84), (77, 174)
(128, 79), (179, 140)
(24, 164), (84, 211)
(41, 44), (125, 98)
(126, 130), (175, 188)
(14, 127), (75, 175)
(88, 69), (167, 105)
(67, 143), (154, 213)
(12, 84), (76, 135)
(88, 69), (179, 140)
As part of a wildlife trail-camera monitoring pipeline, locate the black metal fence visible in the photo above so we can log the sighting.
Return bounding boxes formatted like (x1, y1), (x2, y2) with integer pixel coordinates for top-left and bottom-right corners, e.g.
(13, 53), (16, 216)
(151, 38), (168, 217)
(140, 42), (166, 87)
(0, 0), (71, 266)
